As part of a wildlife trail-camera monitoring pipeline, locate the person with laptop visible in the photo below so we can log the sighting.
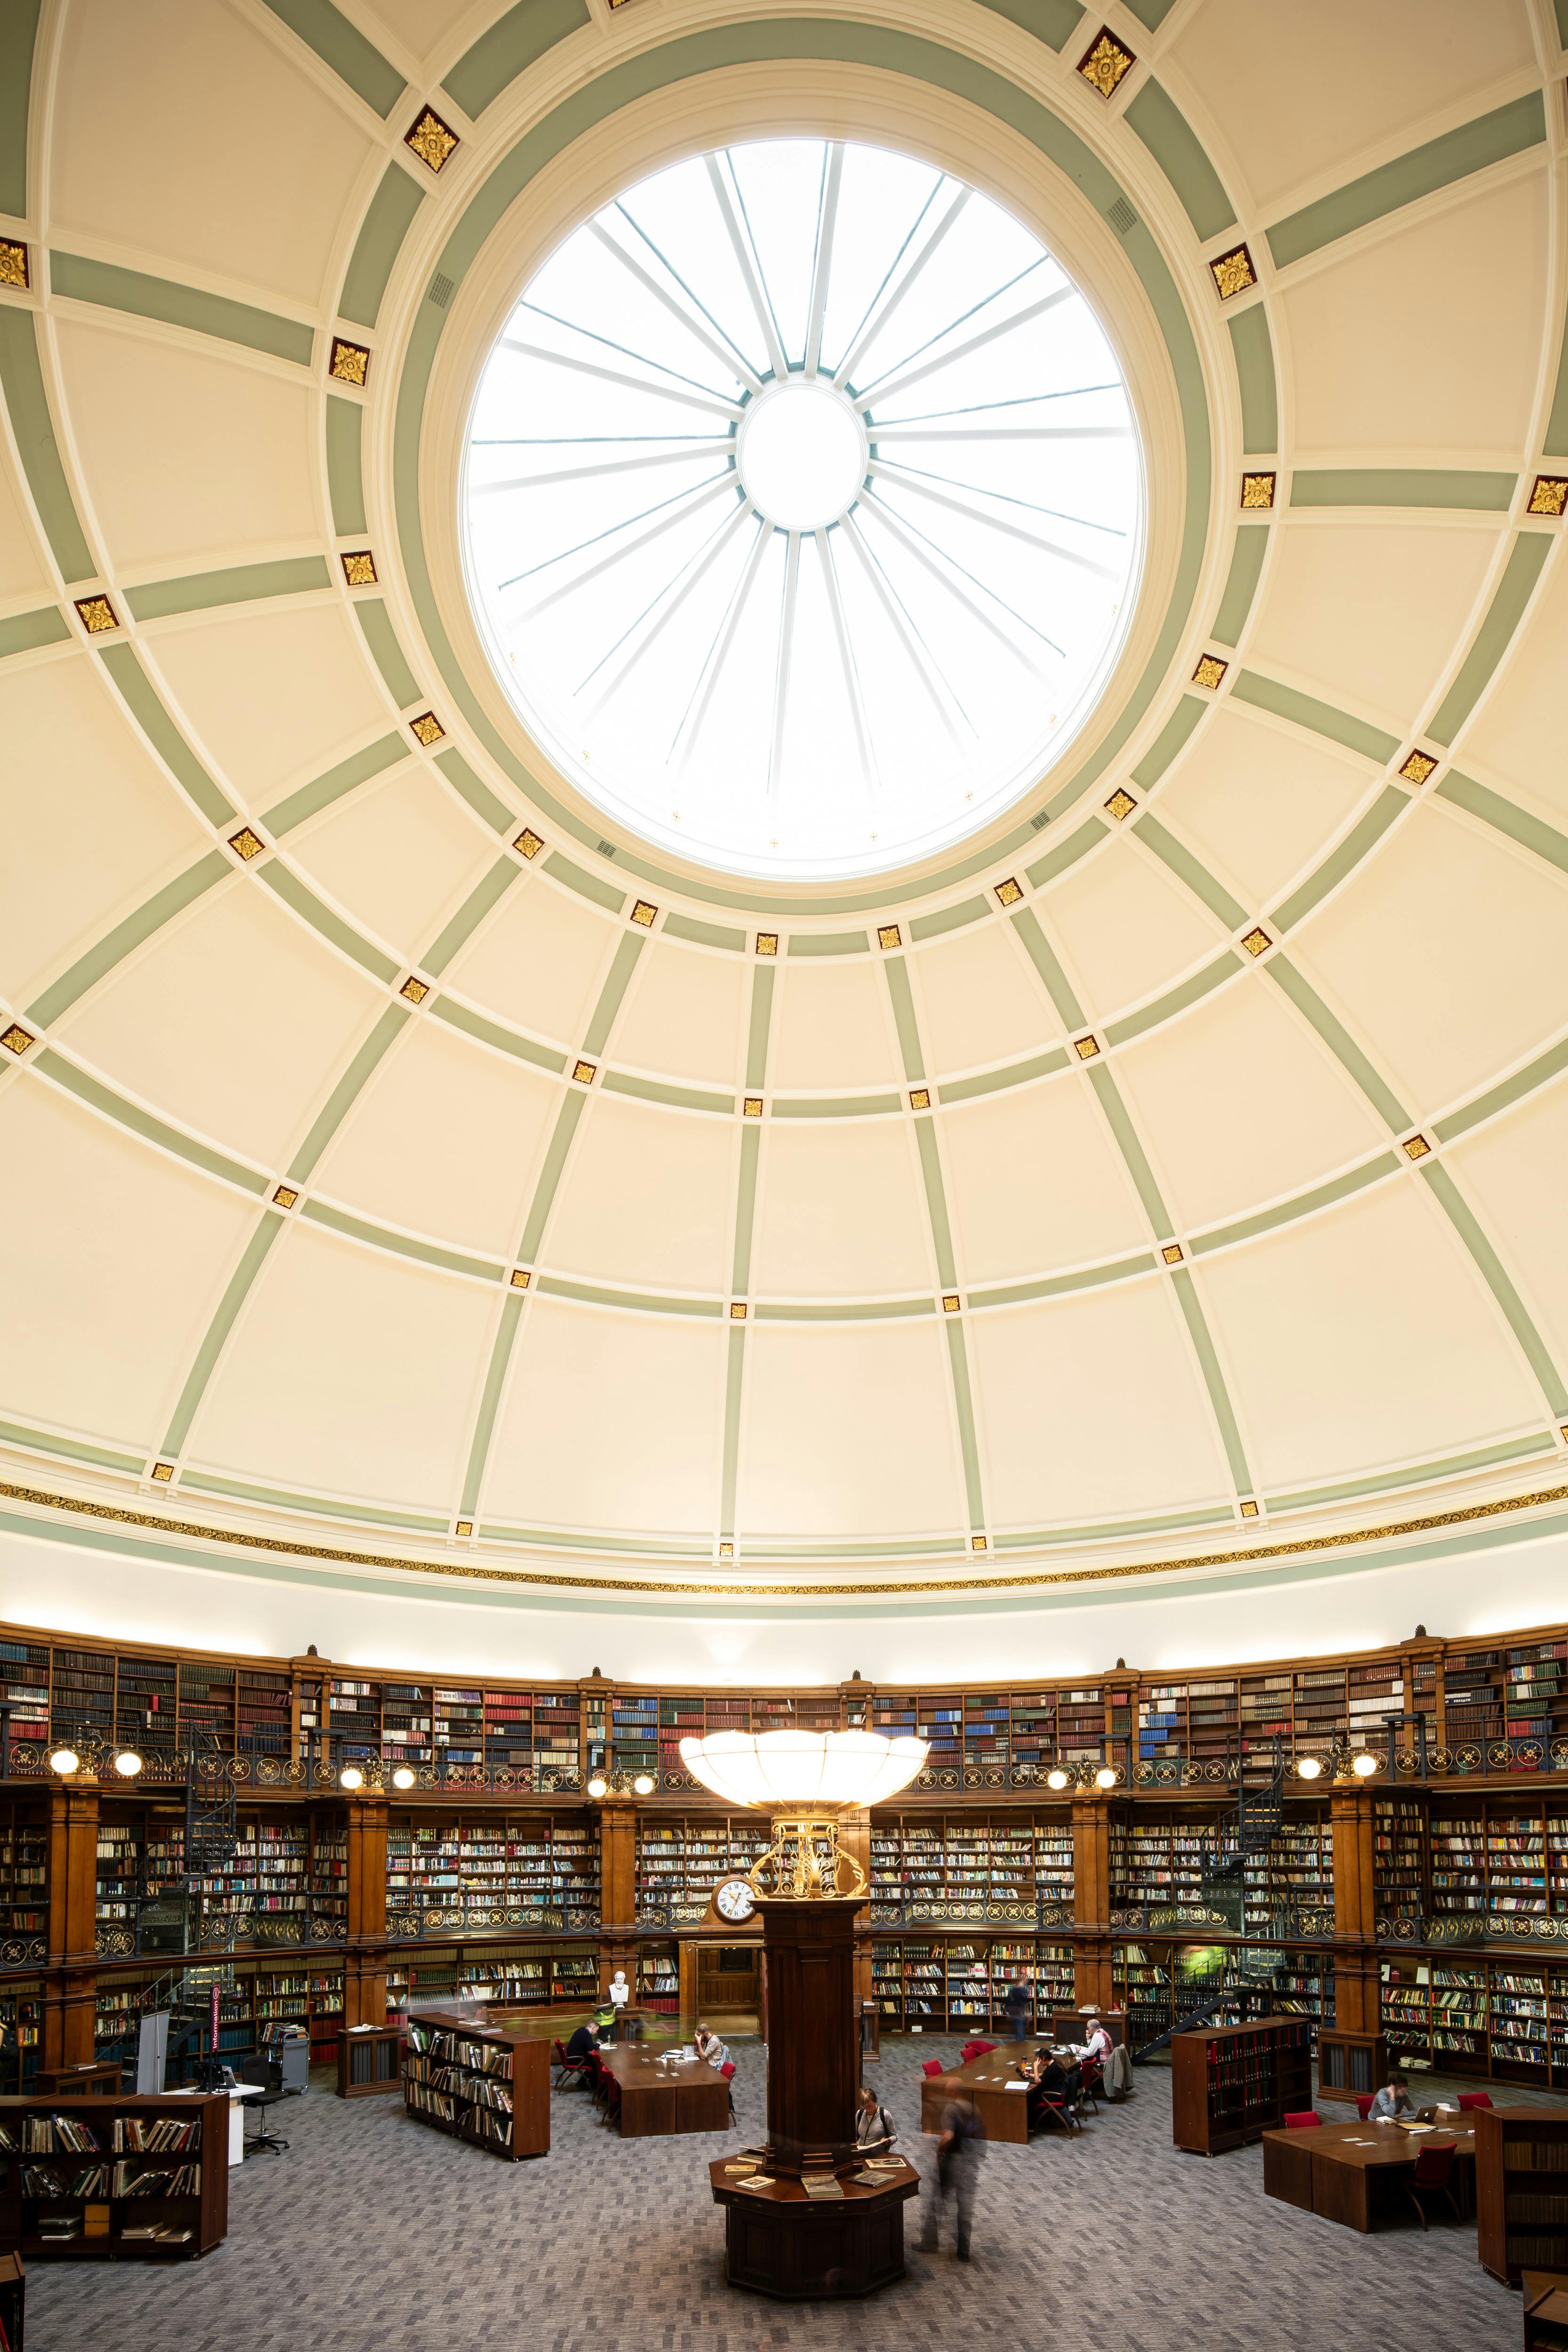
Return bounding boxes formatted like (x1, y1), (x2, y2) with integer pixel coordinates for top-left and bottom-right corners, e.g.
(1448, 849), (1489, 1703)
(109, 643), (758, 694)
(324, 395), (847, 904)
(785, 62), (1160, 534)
(1368, 2073), (1417, 2120)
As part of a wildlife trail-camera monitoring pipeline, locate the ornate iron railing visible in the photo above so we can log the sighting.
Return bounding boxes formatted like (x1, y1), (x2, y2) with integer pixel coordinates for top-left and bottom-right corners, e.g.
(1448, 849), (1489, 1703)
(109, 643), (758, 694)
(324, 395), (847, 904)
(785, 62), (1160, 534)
(383, 1901), (600, 1939)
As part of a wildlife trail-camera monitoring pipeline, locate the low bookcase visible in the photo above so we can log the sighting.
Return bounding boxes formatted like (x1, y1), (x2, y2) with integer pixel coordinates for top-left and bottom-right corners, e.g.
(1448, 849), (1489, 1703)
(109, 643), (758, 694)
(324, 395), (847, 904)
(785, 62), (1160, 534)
(403, 2013), (549, 2159)
(0, 2093), (228, 2259)
(338, 2023), (405, 2098)
(1171, 2018), (1313, 2155)
(1477, 2105), (1568, 2283)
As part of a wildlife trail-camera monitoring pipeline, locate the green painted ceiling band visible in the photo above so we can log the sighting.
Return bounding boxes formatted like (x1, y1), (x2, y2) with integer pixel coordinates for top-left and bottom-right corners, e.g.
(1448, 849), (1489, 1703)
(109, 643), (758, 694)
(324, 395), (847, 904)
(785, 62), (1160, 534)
(973, 0), (1085, 49)
(938, 1045), (1069, 1104)
(1265, 954), (1411, 1133)
(354, 598), (422, 708)
(35, 1049), (268, 1195)
(1086, 1061), (1172, 1235)
(1190, 1150), (1400, 1257)
(1132, 811), (1248, 929)
(0, 0), (40, 217)
(544, 851), (626, 915)
(476, 1521), (706, 1558)
(745, 962), (774, 1091)
(1, 1418), (143, 1475)
(0, 604), (68, 660)
(324, 397), (367, 535)
(0, 309), (95, 582)
(737, 1536), (963, 1559)
(1025, 816), (1106, 894)
(263, 731), (406, 835)
(967, 1252), (1156, 1309)
(1120, 0), (1177, 27)
(601, 1069), (733, 1115)
(260, 0), (406, 116)
(754, 1295), (935, 1321)
(435, 744), (514, 833)
(1106, 947), (1240, 1047)
(301, 1196), (503, 1283)
(1272, 784), (1408, 934)
(515, 1088), (586, 1263)
(536, 1275), (722, 1319)
(25, 847), (230, 1028)
(1420, 1159), (1568, 1417)
(788, 930), (869, 956)
(883, 956), (924, 1082)
(997, 1506), (1231, 1550)
(184, 1470), (445, 1533)
(664, 911), (747, 953)
(1544, 300), (1568, 458)
(338, 162), (425, 330)
(581, 930), (643, 1054)
(1436, 769), (1568, 879)
(287, 1003), (408, 1180)
(429, 990), (565, 1073)
(731, 1122), (761, 1295)
(460, 1289), (523, 1518)
(908, 895), (988, 943)
(126, 554), (330, 623)
(1130, 692), (1205, 787)
(96, 642), (234, 825)
(1210, 528), (1268, 648)
(1436, 1033), (1568, 1145)
(1266, 91), (1546, 271)
(1290, 468), (1517, 511)
(944, 1317), (986, 1529)
(1009, 905), (1084, 1027)
(1124, 79), (1236, 241)
(47, 251), (315, 368)
(1170, 1262), (1252, 1494)
(391, 19), (1213, 918)
(161, 1210), (285, 1454)
(1426, 532), (1554, 745)
(258, 859), (399, 981)
(915, 1117), (957, 1290)
(1226, 306), (1278, 456)
(443, 0), (591, 116)
(1230, 668), (1400, 766)
(771, 1091), (902, 1119)
(1266, 1432), (1556, 1516)
(719, 1321), (746, 1540)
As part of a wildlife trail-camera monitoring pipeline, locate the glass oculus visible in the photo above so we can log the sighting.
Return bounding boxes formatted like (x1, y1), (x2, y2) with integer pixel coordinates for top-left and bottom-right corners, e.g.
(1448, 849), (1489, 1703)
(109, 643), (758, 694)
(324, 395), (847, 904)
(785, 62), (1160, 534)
(463, 137), (1143, 882)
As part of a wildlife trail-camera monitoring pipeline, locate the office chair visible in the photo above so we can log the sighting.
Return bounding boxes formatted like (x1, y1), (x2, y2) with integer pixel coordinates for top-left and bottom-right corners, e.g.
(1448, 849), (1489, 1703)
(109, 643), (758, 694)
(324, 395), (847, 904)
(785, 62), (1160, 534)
(1404, 2142), (1461, 2230)
(719, 2058), (737, 2124)
(239, 2055), (290, 2156)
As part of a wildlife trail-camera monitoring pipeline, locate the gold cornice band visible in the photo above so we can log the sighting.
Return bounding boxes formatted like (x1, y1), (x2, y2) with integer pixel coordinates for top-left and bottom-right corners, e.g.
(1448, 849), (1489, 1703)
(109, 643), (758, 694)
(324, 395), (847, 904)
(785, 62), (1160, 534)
(2, 1478), (1566, 1601)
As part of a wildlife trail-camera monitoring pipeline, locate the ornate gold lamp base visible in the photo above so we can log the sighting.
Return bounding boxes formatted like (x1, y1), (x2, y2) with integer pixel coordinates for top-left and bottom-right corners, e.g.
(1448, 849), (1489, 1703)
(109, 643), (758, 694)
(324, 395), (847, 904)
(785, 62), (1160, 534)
(746, 1814), (867, 1902)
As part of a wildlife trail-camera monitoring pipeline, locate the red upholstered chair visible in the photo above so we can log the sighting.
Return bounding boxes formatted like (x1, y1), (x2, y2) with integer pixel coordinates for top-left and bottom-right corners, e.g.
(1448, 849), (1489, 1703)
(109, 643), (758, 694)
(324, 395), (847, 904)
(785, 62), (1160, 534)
(720, 2058), (737, 2123)
(1035, 2090), (1079, 2140)
(1457, 2093), (1492, 2112)
(961, 2039), (997, 2061)
(1077, 2058), (1104, 2116)
(599, 2074), (622, 2130)
(552, 2038), (586, 2091)
(1404, 2141), (1461, 2229)
(1356, 2094), (1376, 2120)
(922, 2059), (944, 2078)
(1283, 2111), (1321, 2129)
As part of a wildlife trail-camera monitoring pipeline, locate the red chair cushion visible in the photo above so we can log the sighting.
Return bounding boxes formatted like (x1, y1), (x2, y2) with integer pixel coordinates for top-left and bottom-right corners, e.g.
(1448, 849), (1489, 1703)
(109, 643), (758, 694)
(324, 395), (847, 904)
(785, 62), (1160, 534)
(719, 2062), (736, 2080)
(1412, 2142), (1456, 2183)
(1356, 2095), (1375, 2120)
(1457, 2093), (1492, 2111)
(1283, 2111), (1321, 2129)
(922, 2059), (944, 2078)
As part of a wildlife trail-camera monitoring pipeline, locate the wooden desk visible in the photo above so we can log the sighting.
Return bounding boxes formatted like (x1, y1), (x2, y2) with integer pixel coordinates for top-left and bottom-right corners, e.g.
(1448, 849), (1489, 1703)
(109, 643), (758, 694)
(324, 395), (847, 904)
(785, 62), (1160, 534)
(599, 2042), (729, 2138)
(709, 2154), (919, 2298)
(919, 2040), (1054, 2146)
(30, 2062), (119, 2097)
(1262, 2117), (1476, 2234)
(1523, 2271), (1568, 2352)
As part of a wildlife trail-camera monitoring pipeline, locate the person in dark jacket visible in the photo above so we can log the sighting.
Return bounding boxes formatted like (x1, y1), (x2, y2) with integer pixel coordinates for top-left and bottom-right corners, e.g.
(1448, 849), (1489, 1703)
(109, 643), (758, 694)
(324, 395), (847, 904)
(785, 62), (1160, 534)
(565, 2020), (600, 2063)
(918, 2095), (986, 2259)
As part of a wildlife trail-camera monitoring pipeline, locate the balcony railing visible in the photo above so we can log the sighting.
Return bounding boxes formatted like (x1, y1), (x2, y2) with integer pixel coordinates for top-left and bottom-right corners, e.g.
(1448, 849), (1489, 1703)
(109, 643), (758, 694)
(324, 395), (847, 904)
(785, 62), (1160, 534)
(383, 1899), (601, 1940)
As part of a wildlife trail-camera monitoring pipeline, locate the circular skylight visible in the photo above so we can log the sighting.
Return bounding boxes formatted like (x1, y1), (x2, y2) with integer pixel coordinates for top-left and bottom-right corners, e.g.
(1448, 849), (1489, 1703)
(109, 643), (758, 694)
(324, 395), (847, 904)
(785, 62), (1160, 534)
(463, 139), (1144, 882)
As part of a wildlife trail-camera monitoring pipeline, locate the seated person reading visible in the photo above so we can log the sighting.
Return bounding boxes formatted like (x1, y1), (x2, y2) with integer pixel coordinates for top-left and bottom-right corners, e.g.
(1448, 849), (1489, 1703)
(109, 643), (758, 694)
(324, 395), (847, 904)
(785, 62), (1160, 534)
(694, 2023), (730, 2069)
(855, 2085), (896, 2150)
(565, 2020), (600, 2063)
(1368, 2074), (1416, 2121)
(1023, 2053), (1067, 2129)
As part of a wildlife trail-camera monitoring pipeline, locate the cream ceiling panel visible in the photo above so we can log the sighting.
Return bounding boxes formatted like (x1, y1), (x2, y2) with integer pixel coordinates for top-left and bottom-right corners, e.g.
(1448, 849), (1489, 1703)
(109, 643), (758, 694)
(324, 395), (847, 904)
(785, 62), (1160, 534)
(0, 451), (50, 604)
(1042, 839), (1227, 1025)
(1245, 523), (1499, 735)
(148, 605), (391, 809)
(50, 0), (376, 310)
(1444, 1076), (1568, 1380)
(1461, 548), (1568, 831)
(1155, 704), (1369, 917)
(610, 937), (747, 1088)
(939, 1079), (1148, 1285)
(0, 655), (207, 1006)
(736, 1319), (964, 1537)
(1170, 0), (1533, 214)
(543, 1092), (734, 1295)
(769, 960), (899, 1092)
(0, 1079), (255, 1449)
(751, 1119), (933, 1298)
(310, 1018), (556, 1258)
(440, 876), (616, 1050)
(909, 922), (1058, 1077)
(51, 318), (317, 578)
(361, 0), (483, 62)
(54, 881), (382, 1168)
(285, 764), (491, 963)
(1293, 802), (1568, 1112)
(484, 1297), (724, 1534)
(1197, 1181), (1541, 1491)
(971, 1279), (1231, 1526)
(1283, 173), (1546, 460)
(1114, 977), (1387, 1232)
(189, 1221), (494, 1509)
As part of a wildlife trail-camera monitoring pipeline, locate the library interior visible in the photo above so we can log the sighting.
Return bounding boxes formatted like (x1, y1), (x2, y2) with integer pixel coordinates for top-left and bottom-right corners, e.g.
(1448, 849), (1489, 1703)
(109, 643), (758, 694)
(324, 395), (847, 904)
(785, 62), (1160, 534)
(3, 0), (1568, 2346)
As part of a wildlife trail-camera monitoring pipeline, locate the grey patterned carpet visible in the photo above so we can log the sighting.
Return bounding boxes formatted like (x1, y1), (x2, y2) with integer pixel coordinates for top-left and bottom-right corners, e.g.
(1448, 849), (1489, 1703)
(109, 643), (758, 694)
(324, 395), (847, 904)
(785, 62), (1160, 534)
(24, 2039), (1552, 2352)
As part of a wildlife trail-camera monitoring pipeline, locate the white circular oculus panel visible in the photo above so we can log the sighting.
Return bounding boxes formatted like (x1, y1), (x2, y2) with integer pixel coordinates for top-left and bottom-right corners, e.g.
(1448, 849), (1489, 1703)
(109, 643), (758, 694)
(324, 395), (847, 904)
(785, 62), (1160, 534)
(463, 139), (1144, 882)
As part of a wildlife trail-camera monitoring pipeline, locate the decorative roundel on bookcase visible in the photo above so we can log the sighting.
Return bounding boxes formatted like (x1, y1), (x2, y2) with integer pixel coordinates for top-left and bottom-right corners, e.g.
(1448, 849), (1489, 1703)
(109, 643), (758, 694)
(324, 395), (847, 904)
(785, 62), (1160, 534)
(715, 1876), (758, 1923)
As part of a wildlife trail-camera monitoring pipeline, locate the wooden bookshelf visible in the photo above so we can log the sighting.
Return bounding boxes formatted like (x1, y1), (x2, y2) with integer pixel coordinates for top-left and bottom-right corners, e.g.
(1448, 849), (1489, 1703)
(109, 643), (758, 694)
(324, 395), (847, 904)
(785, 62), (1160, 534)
(1171, 2018), (1313, 2155)
(1477, 2105), (1568, 2284)
(338, 2024), (404, 2098)
(0, 2092), (227, 2259)
(402, 2013), (549, 2160)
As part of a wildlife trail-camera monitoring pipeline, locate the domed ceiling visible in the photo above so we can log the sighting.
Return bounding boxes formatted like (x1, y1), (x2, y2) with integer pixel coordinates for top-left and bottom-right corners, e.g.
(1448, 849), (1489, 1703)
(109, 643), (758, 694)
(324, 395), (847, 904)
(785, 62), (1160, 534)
(2, 0), (1568, 1611)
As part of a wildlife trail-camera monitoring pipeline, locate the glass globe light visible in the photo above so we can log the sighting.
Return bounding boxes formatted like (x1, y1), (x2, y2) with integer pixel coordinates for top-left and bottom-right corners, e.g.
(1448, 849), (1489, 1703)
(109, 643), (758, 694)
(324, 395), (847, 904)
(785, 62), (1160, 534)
(632, 1773), (655, 1796)
(587, 1775), (609, 1799)
(1095, 1766), (1117, 1789)
(1352, 1750), (1380, 1777)
(49, 1746), (80, 1776)
(113, 1748), (143, 1777)
(1296, 1756), (1323, 1780)
(392, 1766), (416, 1790)
(339, 1764), (364, 1790)
(1046, 1767), (1069, 1791)
(677, 1730), (927, 1809)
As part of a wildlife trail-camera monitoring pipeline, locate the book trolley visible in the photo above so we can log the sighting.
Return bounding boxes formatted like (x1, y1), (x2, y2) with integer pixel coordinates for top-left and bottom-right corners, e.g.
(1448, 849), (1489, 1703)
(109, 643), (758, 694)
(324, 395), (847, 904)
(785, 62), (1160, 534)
(402, 2013), (549, 2160)
(1171, 2018), (1313, 2155)
(0, 2093), (228, 2259)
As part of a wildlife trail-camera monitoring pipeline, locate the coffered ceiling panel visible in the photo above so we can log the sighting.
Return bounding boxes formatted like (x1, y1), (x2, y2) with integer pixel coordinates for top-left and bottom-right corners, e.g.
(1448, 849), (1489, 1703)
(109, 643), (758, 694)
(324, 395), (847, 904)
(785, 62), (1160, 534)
(147, 605), (392, 810)
(908, 922), (1060, 1079)
(939, 1080), (1149, 1287)
(438, 878), (618, 1053)
(1042, 837), (1229, 1025)
(737, 1319), (965, 1539)
(284, 763), (493, 960)
(768, 960), (901, 1094)
(544, 1091), (737, 1296)
(1462, 550), (1568, 833)
(1154, 705), (1370, 917)
(752, 1119), (932, 1300)
(610, 937), (748, 1090)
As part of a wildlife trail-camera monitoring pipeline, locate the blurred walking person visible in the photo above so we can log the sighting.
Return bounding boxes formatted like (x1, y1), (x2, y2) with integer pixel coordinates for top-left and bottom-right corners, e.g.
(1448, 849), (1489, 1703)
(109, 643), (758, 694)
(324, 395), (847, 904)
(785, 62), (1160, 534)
(918, 2091), (986, 2261)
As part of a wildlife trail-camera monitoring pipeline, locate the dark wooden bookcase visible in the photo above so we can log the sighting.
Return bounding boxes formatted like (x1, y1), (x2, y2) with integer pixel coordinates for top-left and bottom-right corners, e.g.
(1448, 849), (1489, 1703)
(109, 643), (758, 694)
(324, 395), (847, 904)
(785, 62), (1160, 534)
(0, 2092), (228, 2260)
(402, 2013), (549, 2160)
(1171, 2018), (1313, 2155)
(337, 2023), (404, 2099)
(1477, 2105), (1568, 2283)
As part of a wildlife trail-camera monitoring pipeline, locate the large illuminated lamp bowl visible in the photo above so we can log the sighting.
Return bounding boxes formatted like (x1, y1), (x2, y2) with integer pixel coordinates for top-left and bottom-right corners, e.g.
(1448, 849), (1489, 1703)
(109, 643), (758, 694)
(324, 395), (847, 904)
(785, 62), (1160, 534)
(677, 1730), (927, 1810)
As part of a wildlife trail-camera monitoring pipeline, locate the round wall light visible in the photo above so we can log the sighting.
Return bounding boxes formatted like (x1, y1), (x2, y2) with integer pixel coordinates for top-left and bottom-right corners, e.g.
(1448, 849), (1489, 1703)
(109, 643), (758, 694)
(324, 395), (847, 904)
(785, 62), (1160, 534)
(391, 1766), (416, 1790)
(1295, 1756), (1323, 1780)
(112, 1748), (143, 1777)
(632, 1774), (655, 1796)
(49, 1746), (80, 1776)
(1095, 1766), (1117, 1789)
(1352, 1751), (1380, 1777)
(1046, 1768), (1070, 1790)
(339, 1764), (364, 1790)
(587, 1775), (609, 1799)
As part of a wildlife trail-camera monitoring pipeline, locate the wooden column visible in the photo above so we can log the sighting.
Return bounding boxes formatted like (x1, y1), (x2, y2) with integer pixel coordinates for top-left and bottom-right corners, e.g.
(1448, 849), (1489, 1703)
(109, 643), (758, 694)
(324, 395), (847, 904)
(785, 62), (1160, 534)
(44, 1778), (99, 2069)
(760, 1897), (861, 2173)
(1329, 1784), (1380, 2033)
(597, 1795), (637, 1928)
(1071, 1793), (1115, 2012)
(837, 1807), (874, 2011)
(343, 1796), (387, 2029)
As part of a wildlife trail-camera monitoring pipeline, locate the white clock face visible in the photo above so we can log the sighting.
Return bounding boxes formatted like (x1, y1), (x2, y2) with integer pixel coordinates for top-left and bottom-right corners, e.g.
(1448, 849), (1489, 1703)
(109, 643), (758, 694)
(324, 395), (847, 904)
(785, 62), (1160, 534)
(715, 1877), (756, 1922)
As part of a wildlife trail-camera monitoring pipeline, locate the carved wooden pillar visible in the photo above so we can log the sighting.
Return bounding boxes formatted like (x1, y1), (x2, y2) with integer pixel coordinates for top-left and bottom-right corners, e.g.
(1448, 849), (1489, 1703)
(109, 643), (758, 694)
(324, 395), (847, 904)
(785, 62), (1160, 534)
(342, 1796), (386, 2029)
(760, 1897), (862, 2174)
(44, 1779), (99, 2067)
(838, 1807), (874, 2010)
(1330, 1784), (1380, 2033)
(1071, 1793), (1115, 2012)
(597, 1796), (637, 1929)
